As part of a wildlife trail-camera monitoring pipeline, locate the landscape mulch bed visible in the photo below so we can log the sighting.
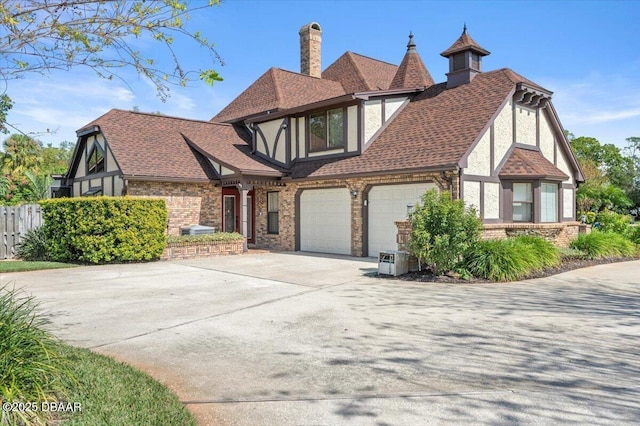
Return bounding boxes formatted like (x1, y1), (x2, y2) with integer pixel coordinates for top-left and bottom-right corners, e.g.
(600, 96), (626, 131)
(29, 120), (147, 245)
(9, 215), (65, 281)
(386, 257), (639, 283)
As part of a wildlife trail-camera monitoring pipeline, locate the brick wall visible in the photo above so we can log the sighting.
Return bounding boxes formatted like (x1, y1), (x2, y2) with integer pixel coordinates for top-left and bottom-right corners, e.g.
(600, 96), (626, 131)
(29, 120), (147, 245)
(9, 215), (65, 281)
(397, 220), (586, 251)
(161, 240), (243, 260)
(253, 171), (455, 256)
(127, 181), (221, 235)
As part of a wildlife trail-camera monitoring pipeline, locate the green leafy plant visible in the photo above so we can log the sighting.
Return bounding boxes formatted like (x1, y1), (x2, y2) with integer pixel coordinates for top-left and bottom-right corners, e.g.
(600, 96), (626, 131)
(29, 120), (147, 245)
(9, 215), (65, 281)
(463, 235), (560, 282)
(40, 197), (168, 264)
(0, 285), (71, 426)
(595, 210), (632, 234)
(569, 232), (637, 259)
(408, 190), (482, 275)
(626, 225), (640, 245)
(167, 232), (243, 244)
(16, 226), (49, 261)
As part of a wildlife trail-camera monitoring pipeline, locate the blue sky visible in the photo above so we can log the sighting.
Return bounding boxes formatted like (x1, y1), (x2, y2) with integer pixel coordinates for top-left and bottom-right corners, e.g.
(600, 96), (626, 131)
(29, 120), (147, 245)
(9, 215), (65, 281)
(5, 0), (640, 151)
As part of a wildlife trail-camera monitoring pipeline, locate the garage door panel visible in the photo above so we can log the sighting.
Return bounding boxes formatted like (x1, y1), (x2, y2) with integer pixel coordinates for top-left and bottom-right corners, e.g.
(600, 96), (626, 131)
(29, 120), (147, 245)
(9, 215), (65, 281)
(368, 183), (437, 257)
(300, 188), (351, 255)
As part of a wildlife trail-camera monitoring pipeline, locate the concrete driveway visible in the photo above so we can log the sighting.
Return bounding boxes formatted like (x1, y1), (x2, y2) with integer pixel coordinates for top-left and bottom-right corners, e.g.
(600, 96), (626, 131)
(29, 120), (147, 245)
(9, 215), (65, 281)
(2, 253), (639, 425)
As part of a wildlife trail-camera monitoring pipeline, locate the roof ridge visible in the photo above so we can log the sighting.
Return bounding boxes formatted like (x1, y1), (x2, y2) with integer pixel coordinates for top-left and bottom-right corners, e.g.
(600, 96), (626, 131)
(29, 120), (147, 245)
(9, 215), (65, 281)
(269, 67), (283, 106)
(123, 109), (234, 126)
(347, 51), (398, 68)
(345, 52), (370, 90)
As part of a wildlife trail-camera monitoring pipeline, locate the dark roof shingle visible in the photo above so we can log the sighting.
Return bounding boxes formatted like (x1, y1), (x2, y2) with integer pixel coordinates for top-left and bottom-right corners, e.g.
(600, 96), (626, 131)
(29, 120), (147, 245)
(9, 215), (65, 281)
(498, 147), (569, 180)
(212, 68), (345, 123)
(80, 109), (280, 180)
(322, 52), (398, 92)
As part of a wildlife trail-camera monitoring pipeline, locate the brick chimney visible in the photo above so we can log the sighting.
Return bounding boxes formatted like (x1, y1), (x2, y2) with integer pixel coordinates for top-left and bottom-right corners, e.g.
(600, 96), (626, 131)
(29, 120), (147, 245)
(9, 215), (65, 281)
(299, 22), (322, 78)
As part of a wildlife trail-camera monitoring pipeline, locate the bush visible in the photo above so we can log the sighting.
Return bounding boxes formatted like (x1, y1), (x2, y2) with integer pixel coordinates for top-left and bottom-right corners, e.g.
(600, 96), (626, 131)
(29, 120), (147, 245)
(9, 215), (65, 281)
(626, 225), (640, 245)
(408, 190), (482, 275)
(40, 197), (168, 264)
(16, 226), (49, 261)
(0, 285), (71, 426)
(463, 236), (560, 282)
(569, 232), (637, 259)
(166, 232), (243, 244)
(595, 210), (632, 234)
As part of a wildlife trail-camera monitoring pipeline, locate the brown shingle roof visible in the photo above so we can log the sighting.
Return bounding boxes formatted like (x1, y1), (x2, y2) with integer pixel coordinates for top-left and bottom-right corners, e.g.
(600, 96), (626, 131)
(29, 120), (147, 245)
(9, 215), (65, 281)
(79, 109), (279, 180)
(212, 67), (346, 123)
(322, 52), (398, 92)
(289, 68), (522, 179)
(389, 37), (434, 89)
(498, 147), (569, 180)
(440, 27), (490, 57)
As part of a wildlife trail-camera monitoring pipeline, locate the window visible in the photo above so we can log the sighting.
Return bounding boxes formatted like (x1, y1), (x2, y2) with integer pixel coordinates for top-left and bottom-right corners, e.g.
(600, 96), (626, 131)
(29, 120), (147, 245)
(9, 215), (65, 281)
(471, 53), (480, 70)
(309, 108), (344, 152)
(267, 192), (279, 234)
(87, 143), (105, 175)
(452, 53), (465, 71)
(512, 183), (532, 222)
(541, 183), (558, 222)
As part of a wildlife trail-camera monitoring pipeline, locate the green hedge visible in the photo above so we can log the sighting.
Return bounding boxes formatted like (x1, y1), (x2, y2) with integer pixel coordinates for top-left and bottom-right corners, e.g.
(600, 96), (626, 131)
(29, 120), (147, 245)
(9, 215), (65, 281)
(166, 232), (243, 244)
(40, 197), (168, 264)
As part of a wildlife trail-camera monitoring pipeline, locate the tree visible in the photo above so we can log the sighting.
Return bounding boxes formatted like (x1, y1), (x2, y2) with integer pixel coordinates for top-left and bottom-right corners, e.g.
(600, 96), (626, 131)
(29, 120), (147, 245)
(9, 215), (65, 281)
(41, 141), (75, 175)
(1, 133), (42, 176)
(1, 0), (224, 131)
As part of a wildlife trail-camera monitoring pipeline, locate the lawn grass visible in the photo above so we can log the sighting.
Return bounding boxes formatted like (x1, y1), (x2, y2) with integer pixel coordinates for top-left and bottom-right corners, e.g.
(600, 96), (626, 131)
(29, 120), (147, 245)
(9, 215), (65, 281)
(59, 345), (195, 426)
(0, 260), (77, 273)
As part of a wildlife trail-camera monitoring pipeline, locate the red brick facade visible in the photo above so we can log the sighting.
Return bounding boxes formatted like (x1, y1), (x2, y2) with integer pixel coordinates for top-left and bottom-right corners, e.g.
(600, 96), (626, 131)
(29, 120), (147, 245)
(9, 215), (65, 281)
(126, 181), (221, 236)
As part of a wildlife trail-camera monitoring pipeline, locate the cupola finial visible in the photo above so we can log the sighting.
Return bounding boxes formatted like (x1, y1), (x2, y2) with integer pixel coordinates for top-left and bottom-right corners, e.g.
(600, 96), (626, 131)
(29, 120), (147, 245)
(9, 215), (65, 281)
(463, 23), (467, 34)
(407, 31), (416, 52)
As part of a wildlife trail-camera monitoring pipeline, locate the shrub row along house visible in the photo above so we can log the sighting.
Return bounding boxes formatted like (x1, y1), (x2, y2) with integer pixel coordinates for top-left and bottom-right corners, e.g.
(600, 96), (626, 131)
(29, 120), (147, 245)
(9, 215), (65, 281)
(61, 23), (584, 256)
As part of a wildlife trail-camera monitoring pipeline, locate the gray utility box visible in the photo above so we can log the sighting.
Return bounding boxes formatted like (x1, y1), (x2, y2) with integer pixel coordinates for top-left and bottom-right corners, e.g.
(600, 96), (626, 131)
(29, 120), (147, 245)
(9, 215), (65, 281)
(378, 251), (409, 276)
(180, 225), (216, 236)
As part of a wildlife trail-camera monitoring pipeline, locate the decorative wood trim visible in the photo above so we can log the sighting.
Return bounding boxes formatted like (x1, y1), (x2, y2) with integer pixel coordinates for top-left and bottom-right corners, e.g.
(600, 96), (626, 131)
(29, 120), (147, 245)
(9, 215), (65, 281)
(461, 174), (501, 183)
(490, 124), (495, 175)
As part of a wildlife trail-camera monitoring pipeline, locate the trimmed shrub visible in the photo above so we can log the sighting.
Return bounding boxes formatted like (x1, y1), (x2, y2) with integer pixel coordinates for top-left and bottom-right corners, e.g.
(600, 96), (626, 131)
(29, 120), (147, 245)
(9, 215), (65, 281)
(40, 197), (168, 264)
(595, 210), (632, 234)
(0, 286), (71, 426)
(463, 236), (560, 282)
(408, 190), (482, 275)
(16, 226), (49, 261)
(166, 232), (243, 244)
(569, 232), (636, 259)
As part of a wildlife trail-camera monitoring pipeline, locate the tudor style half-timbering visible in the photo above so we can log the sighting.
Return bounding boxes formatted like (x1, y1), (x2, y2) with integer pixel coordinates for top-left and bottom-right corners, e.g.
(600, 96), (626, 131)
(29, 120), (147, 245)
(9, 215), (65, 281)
(63, 23), (583, 255)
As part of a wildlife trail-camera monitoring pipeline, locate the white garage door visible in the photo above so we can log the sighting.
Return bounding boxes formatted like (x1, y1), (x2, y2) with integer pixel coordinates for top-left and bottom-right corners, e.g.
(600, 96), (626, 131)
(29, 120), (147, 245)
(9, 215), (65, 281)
(368, 183), (437, 257)
(300, 188), (351, 255)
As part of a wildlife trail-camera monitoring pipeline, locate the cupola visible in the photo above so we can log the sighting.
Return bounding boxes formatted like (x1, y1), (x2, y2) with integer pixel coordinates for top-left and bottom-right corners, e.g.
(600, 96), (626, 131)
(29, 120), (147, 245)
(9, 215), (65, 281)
(440, 25), (490, 89)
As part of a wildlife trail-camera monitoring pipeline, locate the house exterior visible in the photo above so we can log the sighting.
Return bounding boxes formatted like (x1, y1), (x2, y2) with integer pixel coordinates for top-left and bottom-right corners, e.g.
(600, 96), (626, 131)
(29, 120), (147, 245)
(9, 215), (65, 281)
(62, 23), (583, 255)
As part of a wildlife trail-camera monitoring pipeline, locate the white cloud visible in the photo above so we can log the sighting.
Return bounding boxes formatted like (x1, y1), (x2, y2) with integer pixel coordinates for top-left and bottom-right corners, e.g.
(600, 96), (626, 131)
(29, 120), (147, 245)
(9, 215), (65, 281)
(540, 71), (640, 148)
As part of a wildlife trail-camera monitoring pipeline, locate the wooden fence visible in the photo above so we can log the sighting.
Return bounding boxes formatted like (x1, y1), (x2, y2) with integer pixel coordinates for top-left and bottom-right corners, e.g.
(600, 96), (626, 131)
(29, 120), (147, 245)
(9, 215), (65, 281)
(1, 204), (43, 259)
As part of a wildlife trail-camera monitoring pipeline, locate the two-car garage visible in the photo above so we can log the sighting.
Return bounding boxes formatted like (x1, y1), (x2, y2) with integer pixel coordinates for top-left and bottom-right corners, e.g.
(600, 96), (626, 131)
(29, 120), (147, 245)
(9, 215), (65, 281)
(298, 183), (437, 257)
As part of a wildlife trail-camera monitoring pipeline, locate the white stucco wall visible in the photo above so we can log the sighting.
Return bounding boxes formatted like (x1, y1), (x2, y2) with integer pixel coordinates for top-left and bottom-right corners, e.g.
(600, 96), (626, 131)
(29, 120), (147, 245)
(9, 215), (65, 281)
(347, 105), (358, 152)
(556, 146), (575, 185)
(539, 110), (555, 162)
(257, 119), (282, 158)
(364, 100), (382, 143)
(95, 133), (105, 149)
(114, 176), (123, 196)
(385, 97), (406, 121)
(73, 181), (80, 195)
(106, 146), (118, 172)
(484, 182), (500, 219)
(464, 181), (481, 215)
(515, 105), (537, 146)
(103, 178), (112, 195)
(493, 101), (513, 168)
(221, 165), (235, 176)
(465, 130), (491, 176)
(274, 133), (286, 164)
(298, 116), (306, 158)
(563, 188), (574, 219)
(290, 118), (298, 161)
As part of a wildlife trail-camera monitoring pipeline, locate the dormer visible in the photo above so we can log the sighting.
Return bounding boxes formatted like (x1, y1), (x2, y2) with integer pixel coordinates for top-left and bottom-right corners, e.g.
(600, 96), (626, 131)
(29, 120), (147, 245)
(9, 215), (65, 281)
(440, 25), (490, 89)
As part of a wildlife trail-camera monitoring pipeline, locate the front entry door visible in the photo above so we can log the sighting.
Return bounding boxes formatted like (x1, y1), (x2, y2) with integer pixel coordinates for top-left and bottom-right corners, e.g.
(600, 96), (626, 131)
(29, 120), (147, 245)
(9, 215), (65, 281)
(222, 188), (255, 243)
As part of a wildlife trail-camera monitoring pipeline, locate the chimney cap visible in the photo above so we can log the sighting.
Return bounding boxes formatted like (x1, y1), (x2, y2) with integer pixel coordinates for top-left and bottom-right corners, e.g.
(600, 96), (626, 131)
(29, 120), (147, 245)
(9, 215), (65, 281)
(299, 22), (322, 34)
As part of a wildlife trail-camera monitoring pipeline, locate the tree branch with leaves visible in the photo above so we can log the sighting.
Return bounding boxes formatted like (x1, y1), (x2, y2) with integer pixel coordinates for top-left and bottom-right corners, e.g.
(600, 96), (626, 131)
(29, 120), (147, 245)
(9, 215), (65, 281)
(0, 0), (224, 133)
